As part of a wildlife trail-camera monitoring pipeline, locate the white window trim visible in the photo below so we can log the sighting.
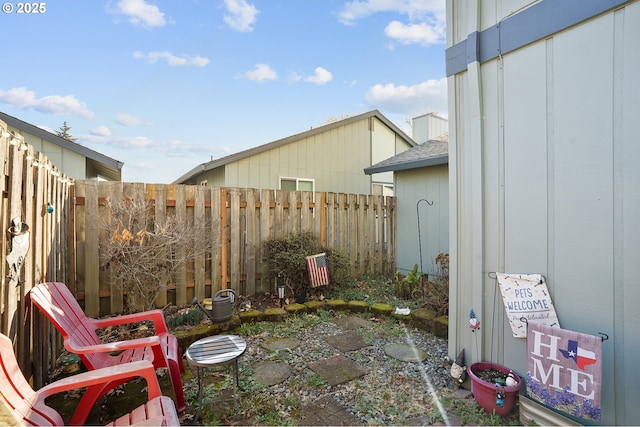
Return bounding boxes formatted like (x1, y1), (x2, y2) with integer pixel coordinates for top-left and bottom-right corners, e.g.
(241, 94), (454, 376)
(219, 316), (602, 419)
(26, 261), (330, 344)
(279, 176), (315, 192)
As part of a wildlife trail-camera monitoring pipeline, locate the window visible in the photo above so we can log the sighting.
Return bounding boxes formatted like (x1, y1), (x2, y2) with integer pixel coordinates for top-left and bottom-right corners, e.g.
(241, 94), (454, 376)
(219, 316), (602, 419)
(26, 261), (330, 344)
(372, 183), (394, 197)
(280, 177), (314, 192)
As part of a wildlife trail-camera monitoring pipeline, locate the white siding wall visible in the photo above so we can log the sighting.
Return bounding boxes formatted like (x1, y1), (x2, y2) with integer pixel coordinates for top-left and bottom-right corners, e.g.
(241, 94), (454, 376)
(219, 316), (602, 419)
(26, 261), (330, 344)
(15, 129), (87, 179)
(412, 113), (448, 144)
(449, 1), (640, 424)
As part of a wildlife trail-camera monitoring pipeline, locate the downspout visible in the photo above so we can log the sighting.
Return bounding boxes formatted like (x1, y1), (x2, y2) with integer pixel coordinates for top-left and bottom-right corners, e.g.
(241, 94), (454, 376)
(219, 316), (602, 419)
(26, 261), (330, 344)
(467, 0), (486, 364)
(446, 0), (460, 363)
(449, 0), (486, 364)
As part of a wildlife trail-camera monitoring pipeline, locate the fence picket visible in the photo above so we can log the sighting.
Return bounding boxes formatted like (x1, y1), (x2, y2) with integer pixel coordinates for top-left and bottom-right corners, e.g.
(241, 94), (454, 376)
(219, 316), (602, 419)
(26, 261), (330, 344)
(245, 188), (257, 296)
(175, 185), (187, 306)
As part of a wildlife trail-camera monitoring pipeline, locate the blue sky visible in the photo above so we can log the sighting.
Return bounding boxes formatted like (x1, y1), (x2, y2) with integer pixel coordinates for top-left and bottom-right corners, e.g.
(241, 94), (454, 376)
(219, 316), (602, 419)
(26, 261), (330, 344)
(1, 0), (447, 183)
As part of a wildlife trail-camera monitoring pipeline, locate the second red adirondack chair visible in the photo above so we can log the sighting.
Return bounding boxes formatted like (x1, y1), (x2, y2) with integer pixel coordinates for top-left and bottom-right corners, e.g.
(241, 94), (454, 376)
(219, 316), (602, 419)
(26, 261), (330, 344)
(29, 282), (186, 425)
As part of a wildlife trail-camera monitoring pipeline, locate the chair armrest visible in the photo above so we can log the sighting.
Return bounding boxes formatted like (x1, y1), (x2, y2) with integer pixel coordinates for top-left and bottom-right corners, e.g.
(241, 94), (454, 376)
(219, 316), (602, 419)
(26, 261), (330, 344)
(66, 335), (162, 354)
(93, 310), (169, 335)
(36, 360), (162, 400)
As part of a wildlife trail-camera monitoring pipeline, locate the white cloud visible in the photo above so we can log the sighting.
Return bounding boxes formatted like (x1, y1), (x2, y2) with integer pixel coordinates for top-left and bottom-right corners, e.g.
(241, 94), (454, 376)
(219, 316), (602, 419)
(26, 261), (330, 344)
(223, 0), (259, 32)
(90, 125), (111, 137)
(365, 77), (448, 116)
(337, 0), (445, 46)
(114, 0), (166, 29)
(0, 87), (95, 119)
(79, 132), (212, 155)
(338, 0), (444, 23)
(304, 67), (333, 85)
(244, 64), (278, 82)
(115, 112), (153, 126)
(289, 67), (333, 85)
(385, 20), (444, 46)
(133, 51), (209, 67)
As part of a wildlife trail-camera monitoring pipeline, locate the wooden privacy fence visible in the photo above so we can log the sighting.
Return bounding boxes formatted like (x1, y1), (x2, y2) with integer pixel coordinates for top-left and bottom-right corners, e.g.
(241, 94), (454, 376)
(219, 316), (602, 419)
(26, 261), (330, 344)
(73, 181), (397, 318)
(0, 122), (73, 387)
(1, 118), (396, 387)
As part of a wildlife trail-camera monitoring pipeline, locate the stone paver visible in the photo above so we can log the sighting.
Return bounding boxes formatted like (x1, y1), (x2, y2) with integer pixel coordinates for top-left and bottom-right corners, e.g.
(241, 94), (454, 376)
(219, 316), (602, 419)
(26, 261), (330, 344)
(333, 315), (371, 330)
(384, 342), (427, 362)
(260, 336), (301, 351)
(325, 331), (368, 352)
(253, 361), (291, 386)
(308, 354), (368, 386)
(299, 395), (361, 426)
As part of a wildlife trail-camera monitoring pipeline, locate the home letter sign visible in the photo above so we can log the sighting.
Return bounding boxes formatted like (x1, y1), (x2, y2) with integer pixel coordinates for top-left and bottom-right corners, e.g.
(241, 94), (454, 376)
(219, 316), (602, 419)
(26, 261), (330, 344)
(526, 322), (602, 422)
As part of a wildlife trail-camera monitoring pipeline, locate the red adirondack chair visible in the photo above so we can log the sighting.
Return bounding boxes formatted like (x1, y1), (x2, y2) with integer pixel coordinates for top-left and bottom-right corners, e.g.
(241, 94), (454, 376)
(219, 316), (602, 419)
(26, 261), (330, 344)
(0, 333), (180, 426)
(29, 282), (186, 425)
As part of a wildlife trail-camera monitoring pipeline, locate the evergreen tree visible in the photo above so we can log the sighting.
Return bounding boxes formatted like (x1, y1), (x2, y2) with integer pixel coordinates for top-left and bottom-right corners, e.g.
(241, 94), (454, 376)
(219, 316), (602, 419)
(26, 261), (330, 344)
(56, 121), (76, 142)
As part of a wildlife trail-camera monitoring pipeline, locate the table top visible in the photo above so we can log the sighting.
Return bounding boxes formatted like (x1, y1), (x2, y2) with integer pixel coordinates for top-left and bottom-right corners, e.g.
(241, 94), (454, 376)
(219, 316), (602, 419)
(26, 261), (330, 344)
(185, 335), (247, 367)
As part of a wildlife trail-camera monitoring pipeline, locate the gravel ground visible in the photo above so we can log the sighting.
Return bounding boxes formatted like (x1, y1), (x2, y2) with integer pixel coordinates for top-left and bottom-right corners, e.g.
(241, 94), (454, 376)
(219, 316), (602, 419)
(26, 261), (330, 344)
(217, 311), (454, 426)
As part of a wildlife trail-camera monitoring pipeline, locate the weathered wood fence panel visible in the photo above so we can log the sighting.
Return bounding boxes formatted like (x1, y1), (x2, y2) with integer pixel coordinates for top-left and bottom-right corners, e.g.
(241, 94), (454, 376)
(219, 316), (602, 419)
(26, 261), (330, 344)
(0, 123), (73, 388)
(72, 182), (396, 316)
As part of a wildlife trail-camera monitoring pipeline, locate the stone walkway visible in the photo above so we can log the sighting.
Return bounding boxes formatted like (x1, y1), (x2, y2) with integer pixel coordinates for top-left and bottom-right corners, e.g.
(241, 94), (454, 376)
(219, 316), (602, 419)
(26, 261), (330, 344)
(253, 315), (464, 426)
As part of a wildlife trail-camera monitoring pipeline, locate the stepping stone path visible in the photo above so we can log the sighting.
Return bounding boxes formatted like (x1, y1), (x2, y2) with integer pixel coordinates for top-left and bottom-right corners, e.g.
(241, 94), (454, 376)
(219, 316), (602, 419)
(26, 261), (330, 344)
(308, 354), (368, 386)
(253, 315), (438, 425)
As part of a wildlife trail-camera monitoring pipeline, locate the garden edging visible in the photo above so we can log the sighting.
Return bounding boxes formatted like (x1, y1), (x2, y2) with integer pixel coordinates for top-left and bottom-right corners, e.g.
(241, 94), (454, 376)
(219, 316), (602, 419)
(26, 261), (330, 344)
(173, 299), (448, 352)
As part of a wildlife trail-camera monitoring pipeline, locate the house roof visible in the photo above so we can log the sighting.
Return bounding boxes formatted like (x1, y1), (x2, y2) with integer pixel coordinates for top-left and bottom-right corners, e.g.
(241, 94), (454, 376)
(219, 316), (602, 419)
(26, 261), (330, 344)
(364, 134), (448, 175)
(0, 111), (124, 180)
(173, 109), (416, 183)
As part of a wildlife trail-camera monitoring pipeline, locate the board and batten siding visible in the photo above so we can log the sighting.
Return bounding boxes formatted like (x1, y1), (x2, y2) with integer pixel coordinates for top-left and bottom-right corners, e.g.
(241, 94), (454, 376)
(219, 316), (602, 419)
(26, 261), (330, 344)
(447, 0), (639, 424)
(217, 116), (405, 194)
(10, 128), (88, 180)
(395, 164), (448, 276)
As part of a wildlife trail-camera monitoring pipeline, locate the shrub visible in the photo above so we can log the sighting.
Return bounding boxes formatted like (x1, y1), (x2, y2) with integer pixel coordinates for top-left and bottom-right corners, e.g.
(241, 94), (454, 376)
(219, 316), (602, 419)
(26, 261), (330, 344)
(262, 232), (349, 298)
(100, 197), (216, 312)
(394, 263), (422, 299)
(394, 253), (449, 316)
(421, 252), (449, 316)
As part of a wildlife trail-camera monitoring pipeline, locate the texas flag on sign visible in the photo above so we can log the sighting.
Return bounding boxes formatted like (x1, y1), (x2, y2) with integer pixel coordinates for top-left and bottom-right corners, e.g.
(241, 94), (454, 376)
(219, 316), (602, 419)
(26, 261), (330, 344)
(560, 340), (598, 370)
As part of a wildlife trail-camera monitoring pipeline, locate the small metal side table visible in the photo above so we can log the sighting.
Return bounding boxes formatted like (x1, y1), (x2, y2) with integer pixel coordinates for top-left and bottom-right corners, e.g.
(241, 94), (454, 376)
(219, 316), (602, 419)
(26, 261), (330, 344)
(185, 335), (247, 422)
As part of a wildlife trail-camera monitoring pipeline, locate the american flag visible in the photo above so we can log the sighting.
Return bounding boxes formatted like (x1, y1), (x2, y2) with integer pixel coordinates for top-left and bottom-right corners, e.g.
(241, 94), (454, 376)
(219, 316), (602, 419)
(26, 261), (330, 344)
(306, 253), (330, 288)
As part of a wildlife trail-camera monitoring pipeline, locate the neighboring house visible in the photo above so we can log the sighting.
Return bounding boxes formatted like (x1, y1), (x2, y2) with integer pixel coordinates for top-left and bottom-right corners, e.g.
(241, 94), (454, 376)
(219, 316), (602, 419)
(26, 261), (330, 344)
(447, 1), (638, 425)
(364, 113), (448, 277)
(174, 110), (416, 196)
(0, 112), (123, 181)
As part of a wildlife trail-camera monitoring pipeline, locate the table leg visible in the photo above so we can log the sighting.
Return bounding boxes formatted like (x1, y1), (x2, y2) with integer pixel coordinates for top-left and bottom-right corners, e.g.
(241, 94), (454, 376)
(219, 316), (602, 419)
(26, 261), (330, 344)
(194, 366), (203, 423)
(232, 359), (239, 409)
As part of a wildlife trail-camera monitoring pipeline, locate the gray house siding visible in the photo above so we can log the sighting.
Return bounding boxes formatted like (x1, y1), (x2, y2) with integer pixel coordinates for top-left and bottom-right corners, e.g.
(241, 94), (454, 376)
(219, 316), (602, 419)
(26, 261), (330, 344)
(395, 164), (449, 277)
(447, 0), (639, 424)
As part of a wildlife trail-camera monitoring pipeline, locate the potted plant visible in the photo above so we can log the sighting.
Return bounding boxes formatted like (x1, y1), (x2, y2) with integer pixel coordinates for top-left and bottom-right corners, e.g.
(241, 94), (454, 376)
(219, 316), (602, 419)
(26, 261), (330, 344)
(467, 362), (522, 417)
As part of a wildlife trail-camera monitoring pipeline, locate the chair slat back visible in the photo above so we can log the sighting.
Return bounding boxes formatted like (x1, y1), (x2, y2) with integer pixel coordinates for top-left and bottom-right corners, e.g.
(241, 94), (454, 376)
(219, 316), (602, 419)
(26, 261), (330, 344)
(30, 282), (107, 369)
(0, 334), (63, 426)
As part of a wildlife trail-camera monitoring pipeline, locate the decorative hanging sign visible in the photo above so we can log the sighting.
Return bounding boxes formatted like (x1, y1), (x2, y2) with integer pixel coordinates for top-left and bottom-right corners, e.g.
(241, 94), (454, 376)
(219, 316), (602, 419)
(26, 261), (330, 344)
(496, 273), (560, 338)
(526, 322), (602, 422)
